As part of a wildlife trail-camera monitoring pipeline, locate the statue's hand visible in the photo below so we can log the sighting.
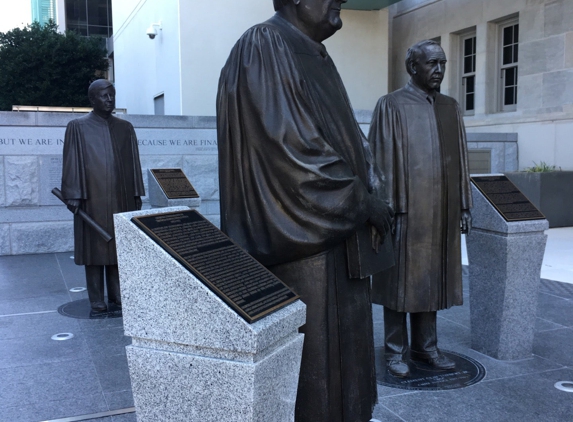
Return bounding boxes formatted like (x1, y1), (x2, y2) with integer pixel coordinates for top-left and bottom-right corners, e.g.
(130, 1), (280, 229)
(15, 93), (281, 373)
(461, 210), (472, 235)
(368, 198), (395, 237)
(135, 197), (142, 211)
(66, 199), (81, 214)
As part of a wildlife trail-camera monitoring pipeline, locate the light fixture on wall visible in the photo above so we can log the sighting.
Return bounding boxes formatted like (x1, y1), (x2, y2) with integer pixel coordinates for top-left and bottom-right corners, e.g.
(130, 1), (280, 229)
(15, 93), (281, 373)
(146, 21), (162, 40)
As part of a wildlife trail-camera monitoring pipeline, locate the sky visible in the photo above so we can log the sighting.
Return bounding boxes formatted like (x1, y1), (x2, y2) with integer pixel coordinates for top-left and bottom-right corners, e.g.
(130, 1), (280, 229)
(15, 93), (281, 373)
(0, 0), (32, 33)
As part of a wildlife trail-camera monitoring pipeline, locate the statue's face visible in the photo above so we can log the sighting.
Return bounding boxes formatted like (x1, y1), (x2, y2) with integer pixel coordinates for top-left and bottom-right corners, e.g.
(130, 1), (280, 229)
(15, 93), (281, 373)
(296, 0), (347, 42)
(411, 44), (447, 93)
(90, 86), (116, 116)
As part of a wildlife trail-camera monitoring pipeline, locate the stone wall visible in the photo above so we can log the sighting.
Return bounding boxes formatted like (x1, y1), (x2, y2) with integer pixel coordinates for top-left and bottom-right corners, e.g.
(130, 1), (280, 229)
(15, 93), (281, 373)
(0, 112), (219, 256)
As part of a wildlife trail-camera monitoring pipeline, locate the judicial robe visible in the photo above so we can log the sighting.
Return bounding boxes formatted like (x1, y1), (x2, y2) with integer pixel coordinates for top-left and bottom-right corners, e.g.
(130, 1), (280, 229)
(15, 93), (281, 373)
(61, 112), (145, 266)
(369, 82), (472, 313)
(217, 14), (379, 422)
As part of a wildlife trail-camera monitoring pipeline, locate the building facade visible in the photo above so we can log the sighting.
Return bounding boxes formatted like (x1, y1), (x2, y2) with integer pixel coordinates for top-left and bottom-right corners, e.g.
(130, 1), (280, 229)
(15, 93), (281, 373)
(389, 0), (573, 170)
(111, 0), (391, 116)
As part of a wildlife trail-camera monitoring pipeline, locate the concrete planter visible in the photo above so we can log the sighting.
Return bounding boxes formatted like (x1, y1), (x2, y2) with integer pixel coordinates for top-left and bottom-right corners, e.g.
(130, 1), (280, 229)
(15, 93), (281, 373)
(505, 171), (573, 228)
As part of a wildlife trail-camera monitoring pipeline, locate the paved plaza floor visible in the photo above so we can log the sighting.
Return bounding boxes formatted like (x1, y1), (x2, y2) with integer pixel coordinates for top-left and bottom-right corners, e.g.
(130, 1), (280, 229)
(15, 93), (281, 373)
(0, 229), (572, 421)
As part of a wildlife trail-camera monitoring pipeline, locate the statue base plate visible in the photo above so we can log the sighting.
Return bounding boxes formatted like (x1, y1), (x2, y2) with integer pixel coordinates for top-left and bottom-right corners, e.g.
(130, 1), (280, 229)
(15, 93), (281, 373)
(376, 348), (485, 391)
(58, 298), (123, 320)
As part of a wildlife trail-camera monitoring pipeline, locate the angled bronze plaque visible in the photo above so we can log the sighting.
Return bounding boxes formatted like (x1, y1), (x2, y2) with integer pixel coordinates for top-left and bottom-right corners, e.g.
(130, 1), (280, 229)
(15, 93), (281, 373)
(131, 210), (299, 323)
(471, 175), (545, 222)
(150, 168), (199, 199)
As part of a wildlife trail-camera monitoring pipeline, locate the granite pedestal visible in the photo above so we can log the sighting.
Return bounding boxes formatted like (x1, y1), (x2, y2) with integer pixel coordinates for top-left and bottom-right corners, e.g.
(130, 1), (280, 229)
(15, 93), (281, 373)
(114, 207), (306, 422)
(467, 181), (549, 360)
(147, 169), (201, 209)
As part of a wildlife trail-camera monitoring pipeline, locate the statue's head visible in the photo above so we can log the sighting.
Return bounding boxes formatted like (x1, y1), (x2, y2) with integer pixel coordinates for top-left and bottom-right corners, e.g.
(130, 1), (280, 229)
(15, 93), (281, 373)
(405, 40), (447, 94)
(275, 0), (347, 43)
(88, 79), (116, 118)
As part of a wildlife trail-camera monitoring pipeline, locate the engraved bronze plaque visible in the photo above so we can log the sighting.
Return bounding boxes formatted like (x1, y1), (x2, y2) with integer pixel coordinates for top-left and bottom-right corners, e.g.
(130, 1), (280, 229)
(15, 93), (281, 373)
(150, 168), (199, 199)
(471, 175), (545, 222)
(131, 210), (299, 323)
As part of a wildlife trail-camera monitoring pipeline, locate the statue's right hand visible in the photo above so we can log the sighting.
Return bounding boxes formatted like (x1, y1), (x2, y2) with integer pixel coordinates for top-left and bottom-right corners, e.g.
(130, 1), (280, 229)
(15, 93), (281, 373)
(66, 199), (81, 214)
(368, 197), (395, 237)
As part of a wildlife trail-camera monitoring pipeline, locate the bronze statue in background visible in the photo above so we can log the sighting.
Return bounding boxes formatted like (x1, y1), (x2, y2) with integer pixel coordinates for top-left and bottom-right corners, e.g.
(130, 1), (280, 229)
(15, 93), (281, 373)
(61, 79), (145, 313)
(369, 40), (473, 378)
(217, 0), (394, 420)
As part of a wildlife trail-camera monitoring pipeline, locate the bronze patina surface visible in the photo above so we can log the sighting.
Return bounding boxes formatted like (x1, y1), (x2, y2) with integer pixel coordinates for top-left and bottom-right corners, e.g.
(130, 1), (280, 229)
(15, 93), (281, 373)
(150, 168), (199, 199)
(471, 175), (545, 222)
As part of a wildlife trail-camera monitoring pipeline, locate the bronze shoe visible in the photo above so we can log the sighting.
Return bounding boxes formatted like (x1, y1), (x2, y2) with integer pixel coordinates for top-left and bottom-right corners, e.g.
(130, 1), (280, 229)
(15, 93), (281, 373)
(411, 353), (455, 371)
(90, 301), (107, 312)
(387, 359), (410, 378)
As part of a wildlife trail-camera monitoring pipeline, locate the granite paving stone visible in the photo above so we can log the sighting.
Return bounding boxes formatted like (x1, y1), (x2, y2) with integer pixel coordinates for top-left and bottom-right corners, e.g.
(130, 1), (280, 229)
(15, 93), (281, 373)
(535, 316), (567, 332)
(372, 403), (408, 421)
(379, 383), (538, 422)
(0, 358), (101, 408)
(0, 393), (108, 422)
(83, 326), (132, 357)
(0, 311), (80, 340)
(104, 390), (135, 410)
(0, 293), (72, 315)
(91, 353), (133, 393)
(533, 327), (573, 367)
(536, 292), (573, 327)
(0, 334), (89, 369)
(438, 303), (471, 328)
(482, 368), (573, 421)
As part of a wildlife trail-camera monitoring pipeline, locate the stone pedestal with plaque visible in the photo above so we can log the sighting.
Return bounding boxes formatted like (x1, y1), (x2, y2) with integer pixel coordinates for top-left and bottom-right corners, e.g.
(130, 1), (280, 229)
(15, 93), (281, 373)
(148, 168), (201, 208)
(114, 207), (306, 422)
(467, 175), (549, 360)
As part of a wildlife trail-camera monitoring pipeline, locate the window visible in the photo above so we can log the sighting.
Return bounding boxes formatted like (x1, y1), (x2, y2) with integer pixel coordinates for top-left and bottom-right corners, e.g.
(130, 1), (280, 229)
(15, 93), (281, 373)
(461, 33), (476, 115)
(499, 21), (519, 111)
(65, 0), (113, 38)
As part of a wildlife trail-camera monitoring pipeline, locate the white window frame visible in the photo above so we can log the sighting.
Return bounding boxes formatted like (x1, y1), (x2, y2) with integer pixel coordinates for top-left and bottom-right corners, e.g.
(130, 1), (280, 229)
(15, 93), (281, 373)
(498, 19), (519, 112)
(460, 32), (477, 116)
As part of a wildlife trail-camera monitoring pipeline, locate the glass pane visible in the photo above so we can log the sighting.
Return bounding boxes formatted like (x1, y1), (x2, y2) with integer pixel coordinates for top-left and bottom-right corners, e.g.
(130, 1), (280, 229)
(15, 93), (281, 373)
(87, 25), (109, 37)
(513, 45), (519, 63)
(505, 87), (515, 105)
(466, 76), (475, 93)
(503, 26), (513, 46)
(67, 24), (88, 36)
(88, 0), (109, 27)
(464, 38), (473, 55)
(503, 46), (513, 65)
(464, 56), (473, 74)
(505, 67), (516, 86)
(514, 24), (519, 43)
(65, 0), (87, 26)
(107, 0), (113, 30)
(466, 93), (474, 111)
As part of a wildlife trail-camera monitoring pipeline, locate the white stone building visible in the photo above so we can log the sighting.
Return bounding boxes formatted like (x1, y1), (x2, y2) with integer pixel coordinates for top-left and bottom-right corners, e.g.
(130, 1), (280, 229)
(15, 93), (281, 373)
(389, 0), (573, 171)
(111, 0), (392, 116)
(112, 0), (573, 171)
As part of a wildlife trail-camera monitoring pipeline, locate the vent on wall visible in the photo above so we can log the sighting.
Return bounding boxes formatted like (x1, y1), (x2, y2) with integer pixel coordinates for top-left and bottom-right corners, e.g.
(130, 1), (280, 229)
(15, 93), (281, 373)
(468, 149), (492, 174)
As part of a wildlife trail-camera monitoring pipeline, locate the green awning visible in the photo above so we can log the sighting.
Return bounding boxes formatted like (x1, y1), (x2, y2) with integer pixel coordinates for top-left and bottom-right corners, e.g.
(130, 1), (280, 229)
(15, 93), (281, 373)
(342, 0), (402, 10)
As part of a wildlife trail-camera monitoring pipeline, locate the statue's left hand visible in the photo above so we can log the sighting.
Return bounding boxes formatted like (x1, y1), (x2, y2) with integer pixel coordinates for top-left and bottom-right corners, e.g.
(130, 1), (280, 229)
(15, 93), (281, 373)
(461, 210), (472, 235)
(135, 197), (142, 210)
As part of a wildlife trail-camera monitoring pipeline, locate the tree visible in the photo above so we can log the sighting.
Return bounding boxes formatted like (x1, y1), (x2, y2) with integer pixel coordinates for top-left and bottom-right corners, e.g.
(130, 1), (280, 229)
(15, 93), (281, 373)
(0, 21), (109, 110)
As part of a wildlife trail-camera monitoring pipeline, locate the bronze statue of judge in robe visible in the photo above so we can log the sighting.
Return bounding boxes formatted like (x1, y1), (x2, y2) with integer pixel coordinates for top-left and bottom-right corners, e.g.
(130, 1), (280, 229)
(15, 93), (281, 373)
(61, 80), (145, 312)
(369, 40), (473, 378)
(217, 0), (394, 420)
